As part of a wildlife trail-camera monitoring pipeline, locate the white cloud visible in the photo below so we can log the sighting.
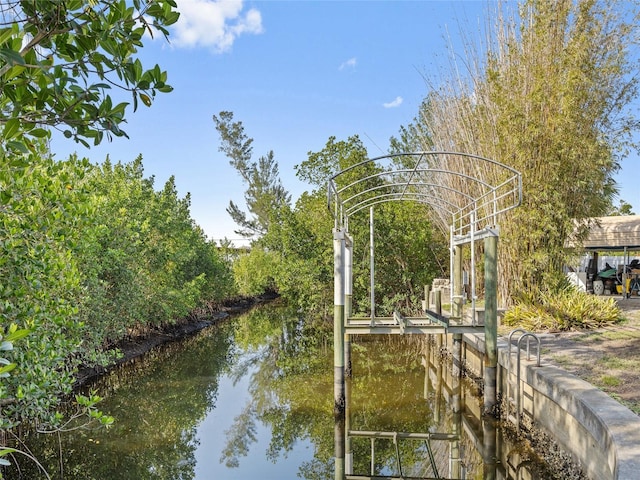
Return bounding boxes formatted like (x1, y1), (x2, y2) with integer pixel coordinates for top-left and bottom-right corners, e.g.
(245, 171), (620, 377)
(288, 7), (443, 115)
(339, 57), (357, 71)
(383, 96), (403, 108)
(172, 0), (263, 52)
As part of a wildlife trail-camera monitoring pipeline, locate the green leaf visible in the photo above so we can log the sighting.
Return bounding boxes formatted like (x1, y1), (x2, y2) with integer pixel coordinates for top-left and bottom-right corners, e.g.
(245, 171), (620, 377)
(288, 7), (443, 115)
(3, 64), (25, 81)
(4, 328), (31, 342)
(29, 128), (50, 138)
(139, 93), (152, 107)
(6, 141), (28, 153)
(0, 363), (16, 375)
(0, 28), (15, 46)
(2, 118), (20, 140)
(0, 48), (23, 65)
(0, 448), (18, 457)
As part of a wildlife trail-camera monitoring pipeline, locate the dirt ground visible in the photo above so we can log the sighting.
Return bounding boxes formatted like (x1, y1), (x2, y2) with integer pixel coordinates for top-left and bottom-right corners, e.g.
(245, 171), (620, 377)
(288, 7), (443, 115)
(525, 296), (640, 415)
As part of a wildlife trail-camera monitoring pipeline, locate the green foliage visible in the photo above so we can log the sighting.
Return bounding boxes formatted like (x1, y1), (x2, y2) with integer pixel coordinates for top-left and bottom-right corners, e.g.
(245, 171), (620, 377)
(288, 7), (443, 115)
(295, 134), (369, 189)
(0, 0), (179, 154)
(400, 0), (640, 303)
(354, 202), (448, 316)
(76, 156), (235, 354)
(0, 152), (235, 428)
(503, 287), (622, 331)
(232, 248), (280, 296)
(608, 199), (635, 216)
(213, 111), (291, 237)
(491, 0), (637, 300)
(261, 192), (335, 315)
(36, 391), (114, 434)
(0, 325), (46, 479)
(0, 152), (93, 428)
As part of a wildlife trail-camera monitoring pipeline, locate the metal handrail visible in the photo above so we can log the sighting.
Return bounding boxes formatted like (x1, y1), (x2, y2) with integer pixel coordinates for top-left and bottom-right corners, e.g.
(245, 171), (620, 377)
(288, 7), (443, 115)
(507, 330), (541, 432)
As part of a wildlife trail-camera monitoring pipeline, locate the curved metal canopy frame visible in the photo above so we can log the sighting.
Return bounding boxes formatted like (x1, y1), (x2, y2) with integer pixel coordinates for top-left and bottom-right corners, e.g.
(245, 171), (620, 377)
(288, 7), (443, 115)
(327, 151), (522, 240)
(328, 152), (522, 424)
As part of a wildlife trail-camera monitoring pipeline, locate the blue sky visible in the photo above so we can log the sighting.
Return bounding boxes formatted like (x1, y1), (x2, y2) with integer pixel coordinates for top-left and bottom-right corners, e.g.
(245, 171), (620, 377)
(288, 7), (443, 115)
(51, 0), (640, 246)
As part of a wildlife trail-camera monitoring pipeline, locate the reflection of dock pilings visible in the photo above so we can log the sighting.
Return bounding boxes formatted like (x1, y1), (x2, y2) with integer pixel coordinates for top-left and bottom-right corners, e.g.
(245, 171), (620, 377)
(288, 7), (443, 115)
(334, 333), (511, 479)
(334, 413), (345, 480)
(424, 336), (501, 479)
(482, 417), (497, 480)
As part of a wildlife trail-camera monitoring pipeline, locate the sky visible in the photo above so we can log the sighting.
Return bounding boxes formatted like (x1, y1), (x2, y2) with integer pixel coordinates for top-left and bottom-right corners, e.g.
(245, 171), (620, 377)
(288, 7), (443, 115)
(51, 0), (640, 246)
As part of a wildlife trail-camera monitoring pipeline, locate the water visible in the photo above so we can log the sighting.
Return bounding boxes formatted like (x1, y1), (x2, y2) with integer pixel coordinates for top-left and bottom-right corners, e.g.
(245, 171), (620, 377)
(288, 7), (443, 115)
(3, 302), (574, 479)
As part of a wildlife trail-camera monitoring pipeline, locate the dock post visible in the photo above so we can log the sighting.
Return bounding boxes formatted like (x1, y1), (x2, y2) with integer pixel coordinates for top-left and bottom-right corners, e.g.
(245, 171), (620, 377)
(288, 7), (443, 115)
(344, 233), (353, 378)
(344, 233), (353, 475)
(434, 290), (443, 352)
(369, 207), (375, 322)
(423, 284), (431, 312)
(453, 245), (463, 320)
(482, 417), (497, 480)
(334, 413), (345, 480)
(452, 333), (463, 378)
(333, 228), (346, 415)
(483, 233), (498, 414)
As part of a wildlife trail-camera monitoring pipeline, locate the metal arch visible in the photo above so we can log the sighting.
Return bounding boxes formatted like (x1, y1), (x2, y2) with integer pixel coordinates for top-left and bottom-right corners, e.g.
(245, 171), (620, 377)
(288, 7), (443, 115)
(336, 168), (499, 232)
(345, 193), (461, 218)
(328, 151), (522, 237)
(342, 180), (476, 212)
(338, 169), (493, 203)
(335, 168), (493, 203)
(329, 150), (520, 183)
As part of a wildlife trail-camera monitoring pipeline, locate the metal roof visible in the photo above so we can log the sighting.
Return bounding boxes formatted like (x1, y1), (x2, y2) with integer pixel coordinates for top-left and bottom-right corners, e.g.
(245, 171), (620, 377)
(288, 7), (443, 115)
(582, 215), (640, 251)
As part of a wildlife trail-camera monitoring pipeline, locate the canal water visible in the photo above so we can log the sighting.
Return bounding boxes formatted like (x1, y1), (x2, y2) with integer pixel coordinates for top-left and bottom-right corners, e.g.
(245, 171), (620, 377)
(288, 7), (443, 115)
(4, 302), (578, 479)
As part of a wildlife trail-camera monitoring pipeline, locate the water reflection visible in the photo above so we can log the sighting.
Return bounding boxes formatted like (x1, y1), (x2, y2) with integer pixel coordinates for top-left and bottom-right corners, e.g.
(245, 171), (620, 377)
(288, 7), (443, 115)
(338, 336), (486, 479)
(4, 303), (559, 479)
(336, 334), (562, 479)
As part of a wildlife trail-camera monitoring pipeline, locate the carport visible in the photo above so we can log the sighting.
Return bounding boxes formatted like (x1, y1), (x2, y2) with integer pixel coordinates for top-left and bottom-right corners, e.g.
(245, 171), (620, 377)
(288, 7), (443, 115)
(580, 215), (640, 296)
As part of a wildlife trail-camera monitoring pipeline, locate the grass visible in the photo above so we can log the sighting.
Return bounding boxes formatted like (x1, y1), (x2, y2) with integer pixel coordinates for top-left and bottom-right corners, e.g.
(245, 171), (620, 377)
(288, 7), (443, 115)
(550, 354), (576, 367)
(600, 375), (622, 387)
(608, 393), (640, 415)
(575, 329), (640, 343)
(599, 355), (640, 370)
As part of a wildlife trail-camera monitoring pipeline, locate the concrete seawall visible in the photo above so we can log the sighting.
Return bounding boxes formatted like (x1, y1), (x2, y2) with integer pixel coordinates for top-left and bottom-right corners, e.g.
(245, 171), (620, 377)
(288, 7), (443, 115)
(459, 333), (640, 480)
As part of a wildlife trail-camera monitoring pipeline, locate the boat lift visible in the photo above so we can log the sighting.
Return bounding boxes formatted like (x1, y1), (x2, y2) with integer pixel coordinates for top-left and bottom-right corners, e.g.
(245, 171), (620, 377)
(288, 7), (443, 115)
(328, 151), (521, 416)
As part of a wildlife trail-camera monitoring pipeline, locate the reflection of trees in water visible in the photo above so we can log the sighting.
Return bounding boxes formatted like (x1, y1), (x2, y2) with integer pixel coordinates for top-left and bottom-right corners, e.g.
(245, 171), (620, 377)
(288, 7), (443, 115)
(219, 301), (335, 474)
(348, 335), (461, 477)
(3, 303), (564, 479)
(222, 315), (478, 479)
(220, 403), (258, 468)
(4, 324), (235, 480)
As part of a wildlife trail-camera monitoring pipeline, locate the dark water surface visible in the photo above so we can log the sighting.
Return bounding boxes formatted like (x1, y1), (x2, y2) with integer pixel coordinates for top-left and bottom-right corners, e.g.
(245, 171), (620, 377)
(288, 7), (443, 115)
(4, 302), (571, 479)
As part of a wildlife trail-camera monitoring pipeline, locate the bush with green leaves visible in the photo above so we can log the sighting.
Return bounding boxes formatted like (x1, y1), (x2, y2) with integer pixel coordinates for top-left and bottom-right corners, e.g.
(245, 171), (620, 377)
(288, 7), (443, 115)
(75, 156), (236, 352)
(0, 152), (235, 428)
(0, 0), (230, 431)
(232, 247), (280, 297)
(503, 287), (622, 332)
(0, 152), (94, 428)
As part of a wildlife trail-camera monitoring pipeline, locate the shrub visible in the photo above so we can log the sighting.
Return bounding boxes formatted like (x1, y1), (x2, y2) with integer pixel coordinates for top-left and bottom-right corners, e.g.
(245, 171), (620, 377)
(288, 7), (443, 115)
(503, 287), (622, 331)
